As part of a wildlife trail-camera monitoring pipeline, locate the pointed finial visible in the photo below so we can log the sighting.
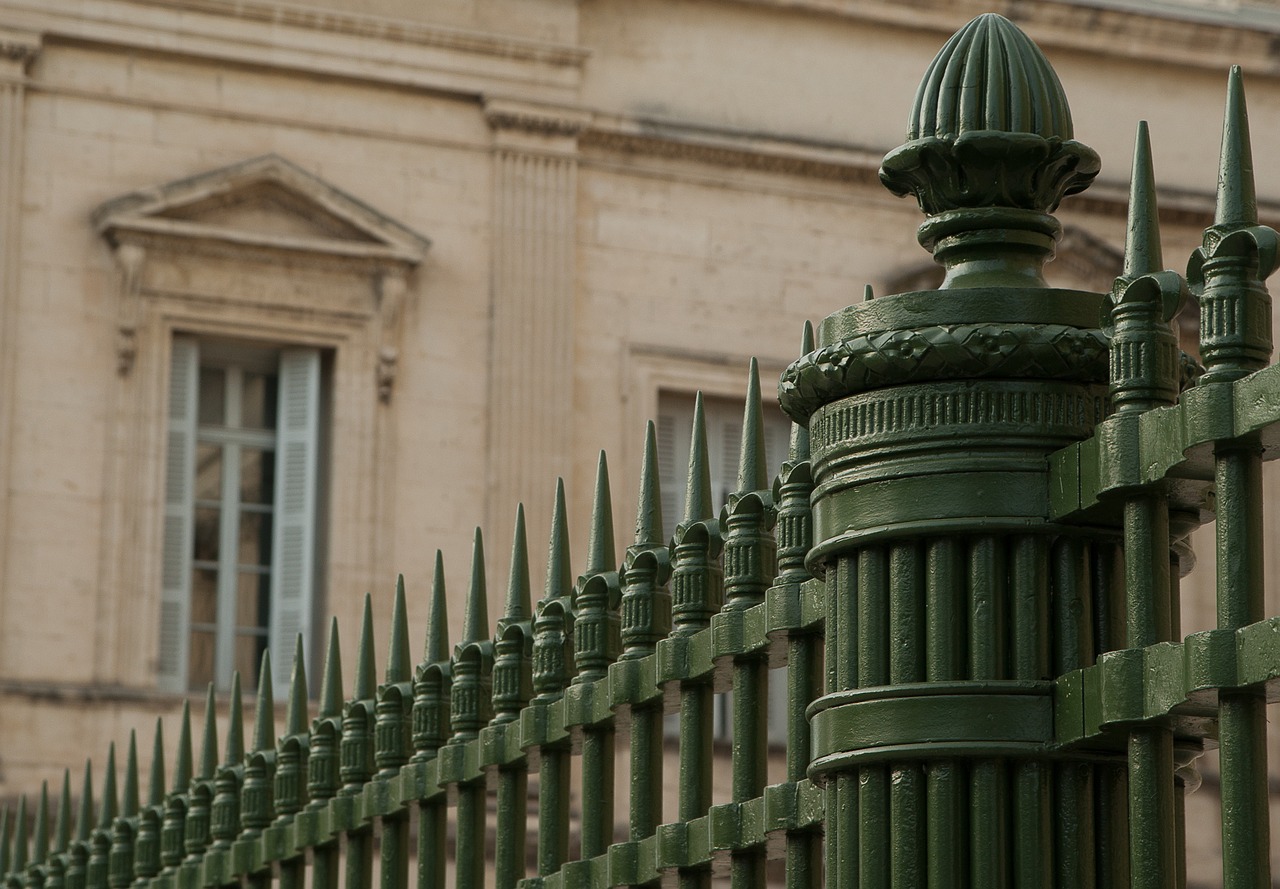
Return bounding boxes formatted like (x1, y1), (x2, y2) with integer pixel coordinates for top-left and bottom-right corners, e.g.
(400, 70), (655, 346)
(504, 506), (532, 623)
(147, 719), (165, 807)
(33, 782), (48, 864)
(196, 685), (218, 782)
(386, 577), (411, 684)
(462, 529), (488, 644)
(737, 359), (768, 493)
(251, 649), (275, 753)
(683, 394), (713, 523)
(634, 421), (665, 548)
(99, 743), (118, 827)
(1123, 121), (1163, 278)
(1216, 66), (1258, 228)
(789, 323), (814, 463)
(353, 593), (377, 700)
(424, 554), (450, 664)
(286, 634), (310, 736)
(75, 761), (94, 843)
(585, 453), (616, 575)
(173, 701), (193, 794)
(225, 672), (245, 765)
(13, 797), (27, 871)
(318, 619), (344, 720)
(863, 283), (874, 301)
(544, 480), (572, 599)
(122, 731), (140, 818)
(54, 771), (71, 854)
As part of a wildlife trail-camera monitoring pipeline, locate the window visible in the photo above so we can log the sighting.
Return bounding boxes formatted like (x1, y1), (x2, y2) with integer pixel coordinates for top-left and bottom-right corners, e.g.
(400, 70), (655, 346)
(656, 390), (793, 743)
(160, 337), (323, 695)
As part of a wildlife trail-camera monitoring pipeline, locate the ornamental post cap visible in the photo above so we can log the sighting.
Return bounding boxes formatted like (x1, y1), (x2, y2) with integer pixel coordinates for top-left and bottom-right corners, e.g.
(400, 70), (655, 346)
(879, 13), (1100, 288)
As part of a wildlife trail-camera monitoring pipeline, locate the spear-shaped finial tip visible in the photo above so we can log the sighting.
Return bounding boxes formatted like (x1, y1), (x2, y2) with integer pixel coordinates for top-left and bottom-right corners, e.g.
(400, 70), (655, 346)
(33, 782), (48, 864)
(1216, 65), (1258, 228)
(99, 743), (118, 827)
(545, 479), (572, 599)
(424, 553), (450, 664)
(225, 672), (245, 765)
(504, 506), (531, 622)
(1123, 120), (1163, 278)
(585, 452), (616, 575)
(462, 528), (488, 644)
(146, 718), (166, 808)
(318, 618), (344, 719)
(386, 576), (411, 684)
(122, 730), (140, 818)
(197, 684), (218, 782)
(286, 634), (310, 736)
(173, 700), (193, 794)
(634, 420), (665, 548)
(790, 325), (814, 463)
(75, 760), (94, 843)
(13, 796), (27, 871)
(683, 393), (713, 523)
(354, 593), (377, 700)
(251, 650), (275, 753)
(737, 358), (768, 493)
(54, 770), (71, 854)
(864, 283), (874, 301)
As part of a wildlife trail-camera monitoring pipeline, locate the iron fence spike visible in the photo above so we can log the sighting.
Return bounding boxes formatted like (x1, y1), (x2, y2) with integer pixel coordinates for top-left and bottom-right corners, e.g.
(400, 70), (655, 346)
(74, 760), (92, 844)
(1124, 120), (1164, 278)
(424, 553), (450, 664)
(54, 769), (70, 855)
(33, 781), (48, 864)
(505, 504), (531, 622)
(251, 650), (274, 753)
(386, 577), (411, 684)
(99, 743), (117, 827)
(585, 452), (615, 576)
(286, 634), (309, 736)
(544, 479), (571, 601)
(462, 528), (488, 644)
(353, 593), (376, 701)
(317, 618), (343, 719)
(196, 684), (217, 782)
(634, 420), (664, 549)
(1216, 65), (1258, 228)
(13, 796), (27, 871)
(225, 673), (244, 765)
(172, 700), (192, 794)
(684, 393), (713, 523)
(737, 358), (768, 494)
(122, 731), (139, 818)
(146, 718), (165, 808)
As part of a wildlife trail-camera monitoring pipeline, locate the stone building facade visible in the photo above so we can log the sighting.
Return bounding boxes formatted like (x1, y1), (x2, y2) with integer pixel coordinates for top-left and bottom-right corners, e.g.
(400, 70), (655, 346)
(0, 0), (1278, 883)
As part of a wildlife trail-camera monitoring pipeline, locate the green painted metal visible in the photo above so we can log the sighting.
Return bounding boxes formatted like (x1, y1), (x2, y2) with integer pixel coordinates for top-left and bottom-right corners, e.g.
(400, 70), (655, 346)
(14, 11), (1280, 889)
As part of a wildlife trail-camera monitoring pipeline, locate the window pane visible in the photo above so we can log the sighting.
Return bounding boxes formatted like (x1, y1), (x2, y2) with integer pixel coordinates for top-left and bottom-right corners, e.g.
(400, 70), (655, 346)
(234, 633), (268, 687)
(198, 368), (226, 426)
(194, 443), (222, 502)
(188, 629), (215, 690)
(237, 572), (270, 631)
(240, 448), (275, 506)
(191, 568), (218, 624)
(193, 507), (220, 561)
(239, 511), (272, 568)
(240, 372), (278, 430)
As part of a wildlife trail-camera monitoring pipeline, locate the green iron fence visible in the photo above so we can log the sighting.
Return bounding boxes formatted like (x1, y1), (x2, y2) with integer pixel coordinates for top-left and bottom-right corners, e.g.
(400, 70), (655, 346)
(5, 10), (1280, 889)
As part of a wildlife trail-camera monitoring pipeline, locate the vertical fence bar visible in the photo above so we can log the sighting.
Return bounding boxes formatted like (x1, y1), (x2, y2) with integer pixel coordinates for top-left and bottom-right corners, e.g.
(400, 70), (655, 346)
(1187, 66), (1279, 889)
(340, 600), (377, 889)
(533, 482), (573, 879)
(377, 584), (413, 889)
(857, 545), (888, 889)
(924, 538), (964, 889)
(573, 455), (620, 862)
(410, 557), (451, 889)
(620, 421), (672, 876)
(671, 395), (721, 889)
(1010, 536), (1051, 889)
(773, 345), (820, 889)
(968, 536), (1007, 889)
(491, 508), (533, 889)
(449, 531), (492, 889)
(724, 361), (775, 889)
(308, 622), (343, 889)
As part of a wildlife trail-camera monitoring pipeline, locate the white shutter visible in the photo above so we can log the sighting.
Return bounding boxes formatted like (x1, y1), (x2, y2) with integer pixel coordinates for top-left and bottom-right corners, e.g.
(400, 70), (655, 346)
(269, 348), (321, 697)
(159, 338), (199, 691)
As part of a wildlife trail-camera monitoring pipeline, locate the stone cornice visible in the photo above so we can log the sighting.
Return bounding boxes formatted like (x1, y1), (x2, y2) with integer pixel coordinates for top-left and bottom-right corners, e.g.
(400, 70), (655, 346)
(484, 97), (592, 136)
(730, 0), (1280, 74)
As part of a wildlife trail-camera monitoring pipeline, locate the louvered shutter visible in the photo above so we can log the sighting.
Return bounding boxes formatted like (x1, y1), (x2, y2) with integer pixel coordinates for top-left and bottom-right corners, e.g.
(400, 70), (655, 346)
(159, 338), (199, 691)
(268, 348), (321, 697)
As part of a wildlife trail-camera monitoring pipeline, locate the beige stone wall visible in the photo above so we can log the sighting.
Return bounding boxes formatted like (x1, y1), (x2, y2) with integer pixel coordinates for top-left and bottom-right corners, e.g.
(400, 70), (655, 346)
(0, 0), (1277, 883)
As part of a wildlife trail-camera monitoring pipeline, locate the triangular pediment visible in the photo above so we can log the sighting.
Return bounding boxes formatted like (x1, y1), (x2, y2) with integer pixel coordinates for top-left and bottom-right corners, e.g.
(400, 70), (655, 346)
(93, 154), (430, 265)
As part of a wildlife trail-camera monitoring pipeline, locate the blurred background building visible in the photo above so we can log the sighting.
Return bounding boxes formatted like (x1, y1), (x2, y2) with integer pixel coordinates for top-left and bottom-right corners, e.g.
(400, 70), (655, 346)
(0, 0), (1277, 883)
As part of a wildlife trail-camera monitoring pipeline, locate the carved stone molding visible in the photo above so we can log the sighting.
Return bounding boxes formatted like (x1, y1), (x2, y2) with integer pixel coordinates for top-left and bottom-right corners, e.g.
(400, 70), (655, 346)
(0, 29), (40, 77)
(484, 98), (591, 137)
(113, 242), (146, 375)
